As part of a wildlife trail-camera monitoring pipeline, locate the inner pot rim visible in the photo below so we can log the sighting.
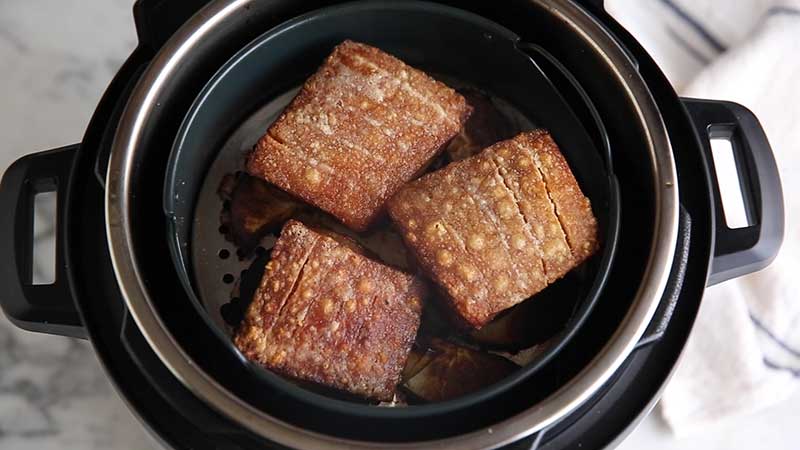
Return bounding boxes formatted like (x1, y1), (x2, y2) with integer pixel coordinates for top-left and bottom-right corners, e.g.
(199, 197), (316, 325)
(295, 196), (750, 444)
(104, 0), (680, 448)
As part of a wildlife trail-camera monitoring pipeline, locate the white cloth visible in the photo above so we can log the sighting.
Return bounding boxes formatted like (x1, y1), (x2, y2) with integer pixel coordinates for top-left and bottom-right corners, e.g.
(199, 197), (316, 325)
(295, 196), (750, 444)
(607, 0), (800, 436)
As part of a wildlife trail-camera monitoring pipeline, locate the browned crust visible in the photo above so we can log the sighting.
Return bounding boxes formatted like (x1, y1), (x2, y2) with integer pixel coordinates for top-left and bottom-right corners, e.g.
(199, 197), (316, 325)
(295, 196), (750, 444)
(519, 130), (599, 264)
(490, 136), (574, 281)
(387, 131), (598, 329)
(388, 181), (490, 328)
(434, 153), (548, 324)
(233, 220), (319, 362)
(234, 220), (423, 400)
(247, 40), (471, 231)
(455, 154), (548, 300)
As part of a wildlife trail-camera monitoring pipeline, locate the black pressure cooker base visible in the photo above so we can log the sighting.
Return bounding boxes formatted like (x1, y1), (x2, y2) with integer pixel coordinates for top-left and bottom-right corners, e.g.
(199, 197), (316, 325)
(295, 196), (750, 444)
(2, 0), (785, 447)
(113, 0), (657, 441)
(60, 0), (709, 448)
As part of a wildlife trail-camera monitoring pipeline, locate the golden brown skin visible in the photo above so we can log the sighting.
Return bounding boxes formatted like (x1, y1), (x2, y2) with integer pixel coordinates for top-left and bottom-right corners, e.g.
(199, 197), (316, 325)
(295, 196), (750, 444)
(247, 40), (472, 231)
(388, 131), (598, 329)
(524, 131), (599, 264)
(491, 132), (574, 281)
(234, 220), (425, 401)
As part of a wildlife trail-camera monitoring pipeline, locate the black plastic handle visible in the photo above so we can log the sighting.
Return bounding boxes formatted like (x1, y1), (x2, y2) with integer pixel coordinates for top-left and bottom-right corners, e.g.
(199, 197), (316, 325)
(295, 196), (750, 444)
(0, 145), (85, 339)
(683, 98), (784, 286)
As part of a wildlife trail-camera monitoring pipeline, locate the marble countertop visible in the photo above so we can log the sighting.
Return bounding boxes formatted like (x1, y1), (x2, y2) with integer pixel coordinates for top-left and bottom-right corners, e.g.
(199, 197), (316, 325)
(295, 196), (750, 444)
(0, 1), (153, 449)
(0, 1), (797, 449)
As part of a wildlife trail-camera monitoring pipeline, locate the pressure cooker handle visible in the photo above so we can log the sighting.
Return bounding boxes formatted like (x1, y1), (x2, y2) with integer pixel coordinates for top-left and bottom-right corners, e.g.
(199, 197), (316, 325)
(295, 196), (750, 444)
(0, 145), (86, 339)
(682, 98), (784, 286)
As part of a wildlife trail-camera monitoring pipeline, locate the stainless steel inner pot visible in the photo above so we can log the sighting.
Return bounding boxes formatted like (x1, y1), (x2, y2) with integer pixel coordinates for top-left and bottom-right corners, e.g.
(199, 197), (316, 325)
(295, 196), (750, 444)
(105, 0), (679, 448)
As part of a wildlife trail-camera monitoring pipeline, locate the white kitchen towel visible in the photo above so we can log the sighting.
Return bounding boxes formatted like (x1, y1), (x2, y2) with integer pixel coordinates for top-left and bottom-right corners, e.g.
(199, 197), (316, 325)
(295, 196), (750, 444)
(607, 0), (800, 436)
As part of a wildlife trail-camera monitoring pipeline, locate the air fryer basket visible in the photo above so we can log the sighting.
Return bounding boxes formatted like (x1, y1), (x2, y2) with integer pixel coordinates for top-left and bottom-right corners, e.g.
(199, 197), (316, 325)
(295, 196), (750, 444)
(163, 1), (621, 415)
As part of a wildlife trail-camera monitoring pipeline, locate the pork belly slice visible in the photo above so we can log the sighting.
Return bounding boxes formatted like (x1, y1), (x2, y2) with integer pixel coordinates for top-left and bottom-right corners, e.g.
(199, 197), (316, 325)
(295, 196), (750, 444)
(402, 339), (518, 402)
(247, 40), (471, 231)
(234, 220), (424, 401)
(388, 131), (598, 328)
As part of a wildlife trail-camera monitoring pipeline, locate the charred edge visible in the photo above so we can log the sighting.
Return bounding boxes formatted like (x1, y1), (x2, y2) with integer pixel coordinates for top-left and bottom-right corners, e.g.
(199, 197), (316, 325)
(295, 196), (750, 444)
(530, 150), (577, 259)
